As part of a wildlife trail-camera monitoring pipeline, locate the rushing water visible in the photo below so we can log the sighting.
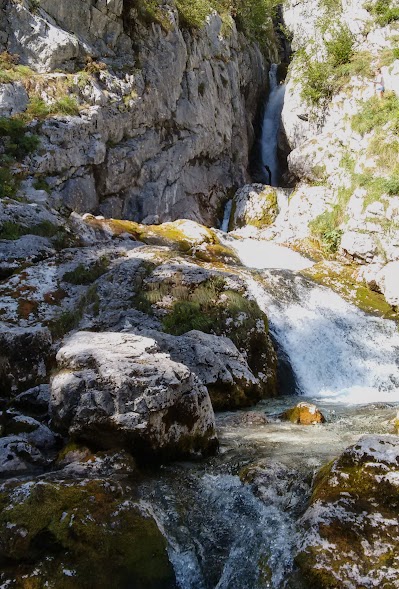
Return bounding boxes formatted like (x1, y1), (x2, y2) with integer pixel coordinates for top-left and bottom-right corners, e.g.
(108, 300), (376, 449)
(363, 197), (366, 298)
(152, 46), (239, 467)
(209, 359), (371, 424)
(260, 65), (286, 187)
(138, 233), (399, 588)
(138, 66), (399, 587)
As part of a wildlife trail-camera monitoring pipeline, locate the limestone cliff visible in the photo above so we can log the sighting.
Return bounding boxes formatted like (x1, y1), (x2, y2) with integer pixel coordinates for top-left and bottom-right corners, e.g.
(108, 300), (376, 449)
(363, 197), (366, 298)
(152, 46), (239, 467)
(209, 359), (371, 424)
(278, 0), (399, 308)
(0, 0), (280, 225)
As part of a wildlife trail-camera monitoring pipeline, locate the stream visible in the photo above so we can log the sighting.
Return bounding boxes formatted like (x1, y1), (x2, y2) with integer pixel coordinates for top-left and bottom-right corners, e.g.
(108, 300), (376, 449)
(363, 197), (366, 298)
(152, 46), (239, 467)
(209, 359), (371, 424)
(137, 237), (399, 589)
(137, 64), (399, 588)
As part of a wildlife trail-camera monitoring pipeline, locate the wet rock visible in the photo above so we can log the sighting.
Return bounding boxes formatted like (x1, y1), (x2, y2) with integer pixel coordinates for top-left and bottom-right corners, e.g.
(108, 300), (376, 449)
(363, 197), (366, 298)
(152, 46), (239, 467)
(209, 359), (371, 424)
(57, 445), (136, 478)
(297, 435), (399, 587)
(0, 324), (52, 396)
(377, 261), (399, 309)
(282, 402), (325, 425)
(0, 477), (176, 588)
(0, 435), (50, 476)
(218, 411), (269, 427)
(50, 331), (217, 460)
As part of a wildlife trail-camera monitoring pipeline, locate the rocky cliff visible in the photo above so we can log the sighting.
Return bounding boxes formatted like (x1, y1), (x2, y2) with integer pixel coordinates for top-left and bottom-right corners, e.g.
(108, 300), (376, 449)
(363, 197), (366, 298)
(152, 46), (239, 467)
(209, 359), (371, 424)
(257, 0), (399, 310)
(0, 0), (280, 225)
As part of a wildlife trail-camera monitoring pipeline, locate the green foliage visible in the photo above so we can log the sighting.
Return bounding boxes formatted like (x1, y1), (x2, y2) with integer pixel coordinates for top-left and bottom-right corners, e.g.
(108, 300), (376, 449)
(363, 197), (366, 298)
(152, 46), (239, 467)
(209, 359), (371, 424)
(62, 257), (110, 285)
(351, 92), (399, 135)
(0, 51), (34, 84)
(325, 26), (355, 67)
(0, 220), (59, 240)
(0, 117), (40, 198)
(24, 95), (80, 120)
(33, 176), (51, 193)
(309, 207), (344, 252)
(365, 0), (399, 26)
(299, 25), (355, 107)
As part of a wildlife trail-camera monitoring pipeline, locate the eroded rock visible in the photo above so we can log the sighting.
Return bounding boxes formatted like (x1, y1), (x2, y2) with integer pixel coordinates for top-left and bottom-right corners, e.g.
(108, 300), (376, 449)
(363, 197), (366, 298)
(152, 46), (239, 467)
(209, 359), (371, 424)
(50, 331), (217, 460)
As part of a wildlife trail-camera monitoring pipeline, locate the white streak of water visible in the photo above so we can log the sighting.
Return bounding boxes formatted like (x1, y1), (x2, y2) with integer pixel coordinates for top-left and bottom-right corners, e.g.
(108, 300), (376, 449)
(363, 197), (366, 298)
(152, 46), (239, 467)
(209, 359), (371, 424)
(261, 64), (286, 187)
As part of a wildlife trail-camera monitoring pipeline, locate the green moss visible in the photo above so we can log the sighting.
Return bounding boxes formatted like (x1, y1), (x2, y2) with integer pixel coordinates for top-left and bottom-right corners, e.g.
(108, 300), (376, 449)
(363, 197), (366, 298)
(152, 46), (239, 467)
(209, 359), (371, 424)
(62, 257), (110, 285)
(0, 479), (175, 588)
(302, 261), (399, 319)
(365, 0), (399, 26)
(352, 92), (399, 136)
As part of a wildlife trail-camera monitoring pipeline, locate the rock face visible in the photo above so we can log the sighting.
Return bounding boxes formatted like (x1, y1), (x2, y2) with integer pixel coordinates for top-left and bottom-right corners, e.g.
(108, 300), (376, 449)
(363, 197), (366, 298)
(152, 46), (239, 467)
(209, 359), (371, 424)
(50, 331), (218, 460)
(0, 0), (280, 226)
(272, 0), (399, 308)
(297, 435), (399, 587)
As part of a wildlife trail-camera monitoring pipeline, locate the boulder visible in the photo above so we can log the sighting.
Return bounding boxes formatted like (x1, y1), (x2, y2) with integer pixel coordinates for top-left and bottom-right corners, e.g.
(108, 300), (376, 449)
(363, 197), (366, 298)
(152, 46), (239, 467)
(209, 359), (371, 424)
(230, 184), (279, 230)
(297, 435), (399, 587)
(50, 331), (217, 460)
(0, 477), (176, 588)
(0, 435), (50, 475)
(282, 402), (325, 425)
(377, 261), (399, 309)
(135, 328), (263, 410)
(340, 230), (380, 263)
(12, 384), (50, 416)
(0, 81), (28, 117)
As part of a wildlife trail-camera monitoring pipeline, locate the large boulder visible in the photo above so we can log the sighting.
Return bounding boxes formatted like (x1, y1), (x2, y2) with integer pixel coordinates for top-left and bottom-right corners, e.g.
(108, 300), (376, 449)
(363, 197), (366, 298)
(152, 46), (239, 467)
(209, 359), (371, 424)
(50, 331), (217, 460)
(135, 328), (262, 410)
(0, 477), (176, 588)
(297, 435), (399, 587)
(230, 184), (280, 230)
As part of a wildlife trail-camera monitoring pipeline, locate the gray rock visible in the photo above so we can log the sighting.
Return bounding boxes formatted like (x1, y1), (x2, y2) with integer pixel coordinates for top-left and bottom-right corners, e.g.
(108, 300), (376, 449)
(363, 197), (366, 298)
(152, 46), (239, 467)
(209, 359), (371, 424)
(0, 435), (49, 475)
(0, 234), (55, 278)
(50, 331), (217, 459)
(0, 81), (28, 117)
(0, 325), (52, 396)
(6, 414), (57, 450)
(60, 172), (99, 213)
(135, 328), (262, 410)
(13, 384), (50, 415)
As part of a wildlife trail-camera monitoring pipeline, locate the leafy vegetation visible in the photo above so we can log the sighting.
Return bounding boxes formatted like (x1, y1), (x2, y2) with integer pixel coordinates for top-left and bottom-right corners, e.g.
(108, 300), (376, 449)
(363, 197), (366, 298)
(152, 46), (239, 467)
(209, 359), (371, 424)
(309, 207), (344, 253)
(0, 220), (58, 240)
(24, 95), (80, 120)
(0, 51), (34, 84)
(351, 92), (399, 135)
(0, 117), (40, 198)
(365, 0), (399, 27)
(299, 25), (355, 107)
(62, 257), (110, 285)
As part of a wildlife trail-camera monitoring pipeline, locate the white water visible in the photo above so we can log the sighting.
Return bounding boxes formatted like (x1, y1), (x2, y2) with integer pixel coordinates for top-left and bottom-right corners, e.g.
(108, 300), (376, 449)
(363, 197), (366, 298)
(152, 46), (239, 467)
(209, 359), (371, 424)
(221, 200), (232, 232)
(261, 64), (286, 187)
(225, 236), (399, 404)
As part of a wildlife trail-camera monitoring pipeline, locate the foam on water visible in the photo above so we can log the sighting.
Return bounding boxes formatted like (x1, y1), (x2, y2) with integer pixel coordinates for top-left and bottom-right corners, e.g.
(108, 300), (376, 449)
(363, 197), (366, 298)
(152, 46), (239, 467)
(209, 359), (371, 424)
(224, 236), (314, 271)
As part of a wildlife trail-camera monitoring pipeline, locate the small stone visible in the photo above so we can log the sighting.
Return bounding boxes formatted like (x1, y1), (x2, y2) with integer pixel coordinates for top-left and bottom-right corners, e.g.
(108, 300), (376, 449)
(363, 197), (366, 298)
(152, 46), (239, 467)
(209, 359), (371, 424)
(282, 402), (325, 425)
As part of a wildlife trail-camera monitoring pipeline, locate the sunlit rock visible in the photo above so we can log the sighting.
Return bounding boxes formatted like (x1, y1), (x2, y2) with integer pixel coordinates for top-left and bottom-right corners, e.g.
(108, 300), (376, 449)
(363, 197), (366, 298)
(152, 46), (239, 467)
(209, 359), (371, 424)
(50, 331), (218, 460)
(282, 402), (325, 425)
(297, 435), (399, 587)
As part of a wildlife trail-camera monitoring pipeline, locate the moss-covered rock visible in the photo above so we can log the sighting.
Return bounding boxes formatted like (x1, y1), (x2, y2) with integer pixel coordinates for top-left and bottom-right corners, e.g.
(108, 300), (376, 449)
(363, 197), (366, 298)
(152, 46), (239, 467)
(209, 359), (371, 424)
(0, 477), (176, 589)
(230, 184), (280, 230)
(133, 262), (277, 407)
(297, 435), (399, 588)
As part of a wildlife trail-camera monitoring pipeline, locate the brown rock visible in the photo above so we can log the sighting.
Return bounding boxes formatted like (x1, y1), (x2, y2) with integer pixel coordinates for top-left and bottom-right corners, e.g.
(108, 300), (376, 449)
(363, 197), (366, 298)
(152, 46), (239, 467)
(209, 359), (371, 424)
(282, 402), (325, 425)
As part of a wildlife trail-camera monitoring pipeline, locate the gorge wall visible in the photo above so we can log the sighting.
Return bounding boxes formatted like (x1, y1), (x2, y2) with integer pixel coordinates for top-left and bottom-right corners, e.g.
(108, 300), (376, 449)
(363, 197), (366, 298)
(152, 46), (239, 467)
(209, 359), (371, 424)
(0, 0), (280, 226)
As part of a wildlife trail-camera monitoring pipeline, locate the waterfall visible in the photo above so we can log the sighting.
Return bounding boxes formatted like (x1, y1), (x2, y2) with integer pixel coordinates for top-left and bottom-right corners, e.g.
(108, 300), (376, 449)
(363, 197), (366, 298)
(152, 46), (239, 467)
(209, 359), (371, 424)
(221, 200), (232, 232)
(224, 237), (399, 404)
(261, 64), (286, 187)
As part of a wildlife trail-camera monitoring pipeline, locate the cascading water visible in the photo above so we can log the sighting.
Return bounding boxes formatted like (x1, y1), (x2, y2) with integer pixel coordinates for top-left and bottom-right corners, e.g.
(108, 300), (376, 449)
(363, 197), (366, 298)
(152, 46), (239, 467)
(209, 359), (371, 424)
(136, 65), (398, 589)
(224, 237), (399, 404)
(260, 64), (286, 187)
